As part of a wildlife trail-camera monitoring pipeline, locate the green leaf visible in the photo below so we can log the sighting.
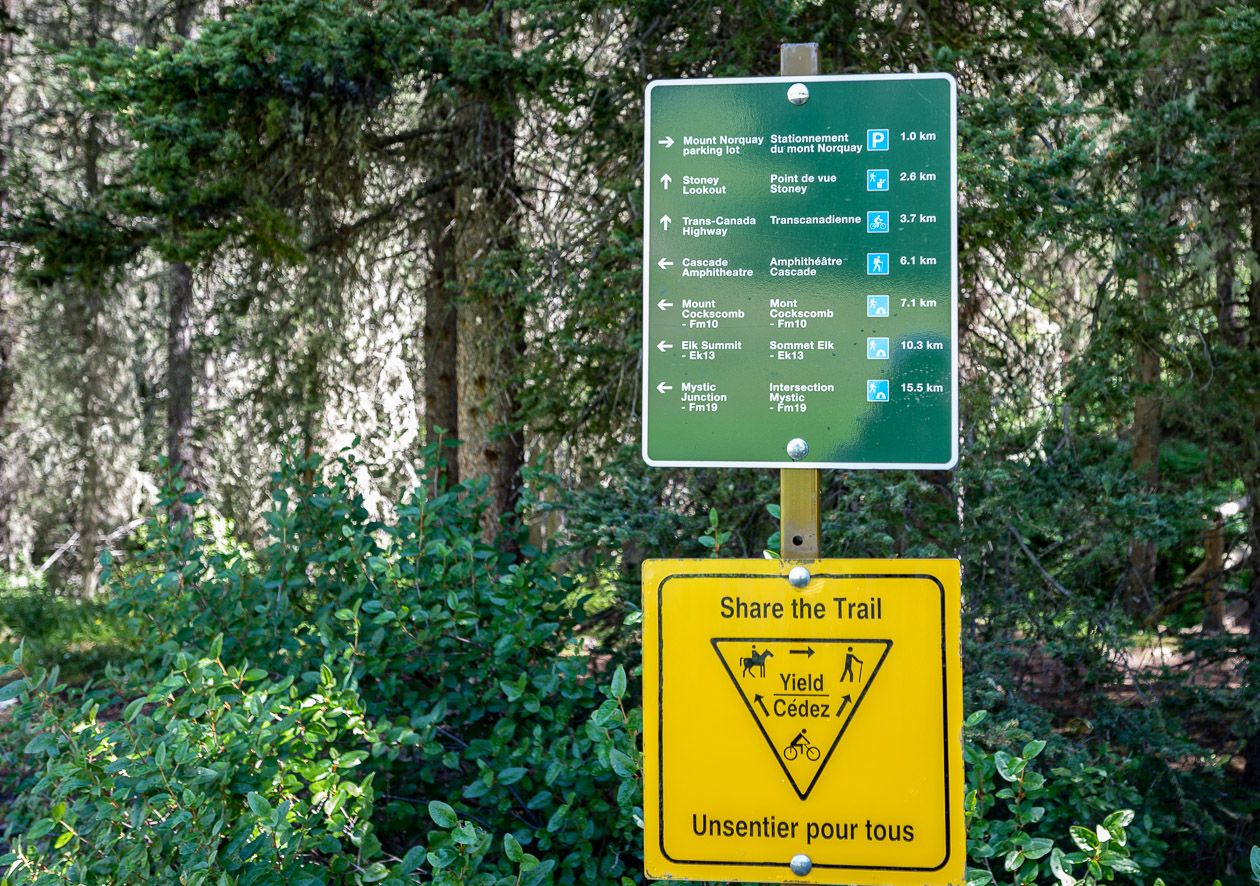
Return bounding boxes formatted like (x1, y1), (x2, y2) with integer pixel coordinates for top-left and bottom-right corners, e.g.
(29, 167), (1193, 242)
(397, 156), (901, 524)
(1050, 848), (1076, 886)
(499, 766), (527, 785)
(994, 751), (1024, 782)
(1069, 826), (1097, 852)
(1249, 845), (1259, 880)
(246, 792), (272, 818)
(1103, 809), (1134, 830)
(399, 845), (426, 874)
(1021, 739), (1046, 760)
(609, 748), (636, 778)
(504, 833), (524, 863)
(360, 863), (389, 883)
(1101, 853), (1140, 874)
(428, 800), (458, 828)
(25, 818), (54, 841)
(1025, 838), (1053, 860)
(610, 665), (627, 700)
(23, 733), (57, 756)
(965, 868), (995, 886)
(0, 678), (26, 704)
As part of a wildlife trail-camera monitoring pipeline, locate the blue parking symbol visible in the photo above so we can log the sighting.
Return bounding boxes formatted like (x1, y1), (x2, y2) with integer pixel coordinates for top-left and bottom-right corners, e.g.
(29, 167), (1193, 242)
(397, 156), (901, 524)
(867, 337), (890, 360)
(867, 253), (890, 276)
(867, 169), (889, 191)
(866, 295), (889, 317)
(866, 379), (890, 402)
(867, 129), (889, 151)
(867, 211), (889, 233)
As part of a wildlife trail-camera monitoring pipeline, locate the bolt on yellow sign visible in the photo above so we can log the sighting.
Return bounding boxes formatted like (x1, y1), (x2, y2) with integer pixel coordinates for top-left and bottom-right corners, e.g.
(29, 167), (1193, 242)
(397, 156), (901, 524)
(642, 559), (963, 885)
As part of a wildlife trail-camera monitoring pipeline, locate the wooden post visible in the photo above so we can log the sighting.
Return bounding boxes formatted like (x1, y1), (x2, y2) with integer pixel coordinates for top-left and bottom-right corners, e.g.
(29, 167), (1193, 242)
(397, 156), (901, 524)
(779, 43), (822, 561)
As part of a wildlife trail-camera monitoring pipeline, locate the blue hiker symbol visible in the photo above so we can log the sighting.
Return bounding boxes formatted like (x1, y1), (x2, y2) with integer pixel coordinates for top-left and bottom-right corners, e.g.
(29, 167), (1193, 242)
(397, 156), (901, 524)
(741, 644), (774, 678)
(840, 646), (865, 683)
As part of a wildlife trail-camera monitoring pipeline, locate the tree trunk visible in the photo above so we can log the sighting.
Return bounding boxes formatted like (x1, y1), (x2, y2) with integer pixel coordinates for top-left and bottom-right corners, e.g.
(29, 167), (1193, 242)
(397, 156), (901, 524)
(0, 0), (16, 567)
(1242, 479), (1260, 792)
(75, 0), (105, 599)
(1200, 514), (1225, 634)
(1242, 74), (1260, 792)
(423, 183), (459, 490)
(1125, 267), (1161, 616)
(165, 1), (198, 525)
(453, 8), (525, 540)
(167, 260), (194, 522)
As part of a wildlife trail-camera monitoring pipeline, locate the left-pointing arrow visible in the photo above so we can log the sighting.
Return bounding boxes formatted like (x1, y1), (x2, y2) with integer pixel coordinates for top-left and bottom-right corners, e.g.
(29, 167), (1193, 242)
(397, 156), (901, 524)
(656, 341), (674, 352)
(657, 257), (673, 270)
(658, 136), (674, 148)
(656, 382), (673, 394)
(656, 299), (673, 311)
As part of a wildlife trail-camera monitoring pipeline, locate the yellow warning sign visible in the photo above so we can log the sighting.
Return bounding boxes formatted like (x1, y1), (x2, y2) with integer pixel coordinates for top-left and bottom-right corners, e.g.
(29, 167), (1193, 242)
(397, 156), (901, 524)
(642, 559), (963, 886)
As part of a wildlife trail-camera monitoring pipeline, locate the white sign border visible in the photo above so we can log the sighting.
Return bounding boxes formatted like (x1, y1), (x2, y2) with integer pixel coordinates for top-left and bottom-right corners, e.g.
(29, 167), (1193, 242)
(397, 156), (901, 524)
(641, 73), (959, 471)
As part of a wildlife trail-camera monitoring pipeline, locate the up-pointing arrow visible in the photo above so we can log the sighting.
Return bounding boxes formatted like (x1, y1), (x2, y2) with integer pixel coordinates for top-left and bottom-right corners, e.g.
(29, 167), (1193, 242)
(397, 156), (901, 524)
(659, 173), (672, 190)
(657, 136), (674, 148)
(656, 341), (674, 352)
(656, 299), (673, 311)
(656, 382), (673, 394)
(660, 214), (672, 231)
(657, 257), (673, 270)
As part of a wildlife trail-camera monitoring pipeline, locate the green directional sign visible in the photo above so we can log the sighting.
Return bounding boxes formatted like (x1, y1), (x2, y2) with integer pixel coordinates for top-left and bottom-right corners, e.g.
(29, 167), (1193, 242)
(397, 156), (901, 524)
(642, 75), (957, 469)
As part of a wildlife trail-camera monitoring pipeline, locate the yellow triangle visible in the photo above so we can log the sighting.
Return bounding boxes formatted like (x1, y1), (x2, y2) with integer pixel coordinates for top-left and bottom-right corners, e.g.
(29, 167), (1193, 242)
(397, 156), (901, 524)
(712, 638), (892, 800)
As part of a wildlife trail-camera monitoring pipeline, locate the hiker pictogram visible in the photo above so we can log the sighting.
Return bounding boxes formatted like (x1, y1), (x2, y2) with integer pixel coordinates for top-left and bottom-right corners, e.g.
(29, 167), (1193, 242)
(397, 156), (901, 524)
(712, 637), (893, 799)
(840, 646), (865, 682)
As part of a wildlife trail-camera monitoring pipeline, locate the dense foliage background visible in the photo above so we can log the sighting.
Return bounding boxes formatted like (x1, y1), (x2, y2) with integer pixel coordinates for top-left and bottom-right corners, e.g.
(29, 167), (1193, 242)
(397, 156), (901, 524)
(1, 0), (1260, 883)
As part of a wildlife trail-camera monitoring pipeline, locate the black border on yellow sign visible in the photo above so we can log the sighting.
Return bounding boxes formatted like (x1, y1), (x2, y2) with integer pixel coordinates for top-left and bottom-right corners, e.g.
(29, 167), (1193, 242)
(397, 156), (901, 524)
(656, 572), (951, 872)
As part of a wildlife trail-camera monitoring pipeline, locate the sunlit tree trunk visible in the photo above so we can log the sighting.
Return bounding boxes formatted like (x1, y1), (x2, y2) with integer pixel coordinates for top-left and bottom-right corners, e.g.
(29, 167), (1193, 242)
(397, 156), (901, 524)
(68, 0), (108, 598)
(454, 7), (524, 540)
(0, 0), (16, 568)
(166, 0), (198, 525)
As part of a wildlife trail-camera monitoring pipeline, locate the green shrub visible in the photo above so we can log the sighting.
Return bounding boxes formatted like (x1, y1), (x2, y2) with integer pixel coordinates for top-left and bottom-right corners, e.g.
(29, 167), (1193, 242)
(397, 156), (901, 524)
(1, 445), (640, 884)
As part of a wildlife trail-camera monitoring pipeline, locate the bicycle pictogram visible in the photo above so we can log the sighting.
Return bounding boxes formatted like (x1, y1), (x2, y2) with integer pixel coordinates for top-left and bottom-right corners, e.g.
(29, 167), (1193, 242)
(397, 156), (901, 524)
(782, 728), (821, 761)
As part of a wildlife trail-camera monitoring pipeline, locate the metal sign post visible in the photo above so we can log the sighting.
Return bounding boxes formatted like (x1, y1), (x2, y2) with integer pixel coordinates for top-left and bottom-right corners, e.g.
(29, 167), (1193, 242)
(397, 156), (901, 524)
(781, 44), (822, 561)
